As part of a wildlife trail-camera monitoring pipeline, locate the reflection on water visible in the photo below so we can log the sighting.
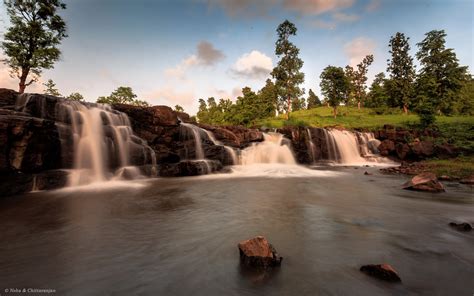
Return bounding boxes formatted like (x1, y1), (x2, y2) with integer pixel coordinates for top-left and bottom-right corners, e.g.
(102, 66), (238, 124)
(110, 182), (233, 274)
(0, 167), (473, 295)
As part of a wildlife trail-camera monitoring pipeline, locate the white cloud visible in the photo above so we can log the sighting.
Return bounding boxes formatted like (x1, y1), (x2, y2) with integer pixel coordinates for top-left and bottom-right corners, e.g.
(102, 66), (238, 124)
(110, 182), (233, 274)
(231, 50), (273, 79)
(205, 0), (278, 17)
(145, 87), (196, 108)
(283, 0), (355, 15)
(366, 0), (381, 12)
(344, 37), (376, 67)
(213, 86), (243, 101)
(165, 41), (224, 79)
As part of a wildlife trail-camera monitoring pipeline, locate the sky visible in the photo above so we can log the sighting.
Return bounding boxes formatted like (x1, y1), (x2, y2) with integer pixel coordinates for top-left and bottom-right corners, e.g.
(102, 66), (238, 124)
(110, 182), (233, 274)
(0, 0), (473, 114)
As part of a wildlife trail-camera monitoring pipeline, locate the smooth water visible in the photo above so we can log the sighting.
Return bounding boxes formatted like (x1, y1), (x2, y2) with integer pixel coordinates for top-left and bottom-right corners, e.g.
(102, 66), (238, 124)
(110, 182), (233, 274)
(0, 167), (473, 295)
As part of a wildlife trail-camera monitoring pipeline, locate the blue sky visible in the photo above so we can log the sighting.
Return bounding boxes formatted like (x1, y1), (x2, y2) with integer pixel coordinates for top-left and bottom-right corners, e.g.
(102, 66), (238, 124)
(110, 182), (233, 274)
(1, 0), (473, 114)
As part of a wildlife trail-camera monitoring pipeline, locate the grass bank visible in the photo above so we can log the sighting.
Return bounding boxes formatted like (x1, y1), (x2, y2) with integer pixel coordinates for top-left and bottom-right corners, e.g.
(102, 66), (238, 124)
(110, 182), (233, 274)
(422, 156), (474, 179)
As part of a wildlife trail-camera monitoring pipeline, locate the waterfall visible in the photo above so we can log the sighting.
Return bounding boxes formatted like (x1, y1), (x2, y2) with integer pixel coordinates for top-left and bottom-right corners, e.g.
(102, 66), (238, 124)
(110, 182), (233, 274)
(306, 128), (316, 163)
(201, 129), (238, 165)
(241, 132), (296, 165)
(327, 129), (366, 163)
(55, 101), (156, 186)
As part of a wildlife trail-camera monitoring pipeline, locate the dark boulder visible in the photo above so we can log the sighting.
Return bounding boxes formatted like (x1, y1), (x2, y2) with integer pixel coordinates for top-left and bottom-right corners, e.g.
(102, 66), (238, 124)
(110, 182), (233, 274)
(449, 222), (472, 232)
(360, 264), (401, 282)
(0, 88), (18, 108)
(157, 160), (222, 177)
(378, 140), (395, 156)
(403, 172), (445, 193)
(459, 175), (474, 185)
(238, 236), (282, 269)
(410, 140), (434, 158)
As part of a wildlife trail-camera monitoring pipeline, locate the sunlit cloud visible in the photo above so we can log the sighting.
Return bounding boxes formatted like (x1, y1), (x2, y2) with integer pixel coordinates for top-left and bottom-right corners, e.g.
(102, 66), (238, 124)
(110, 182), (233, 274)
(366, 0), (381, 12)
(283, 0), (355, 15)
(344, 37), (376, 67)
(231, 50), (273, 79)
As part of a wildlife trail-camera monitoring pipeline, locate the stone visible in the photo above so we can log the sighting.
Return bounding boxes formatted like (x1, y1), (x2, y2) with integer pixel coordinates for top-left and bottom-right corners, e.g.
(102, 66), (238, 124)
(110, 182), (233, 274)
(238, 236), (282, 269)
(395, 143), (410, 160)
(364, 171), (372, 175)
(459, 175), (474, 185)
(378, 140), (395, 156)
(360, 264), (401, 282)
(410, 141), (434, 158)
(157, 160), (222, 177)
(403, 172), (445, 192)
(449, 222), (472, 232)
(0, 88), (18, 108)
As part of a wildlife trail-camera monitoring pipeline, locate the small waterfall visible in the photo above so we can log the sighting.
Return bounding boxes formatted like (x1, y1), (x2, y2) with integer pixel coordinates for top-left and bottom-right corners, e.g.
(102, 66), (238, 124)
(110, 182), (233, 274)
(241, 132), (296, 165)
(55, 101), (156, 186)
(201, 129), (238, 165)
(306, 128), (316, 163)
(327, 129), (366, 163)
(180, 122), (206, 159)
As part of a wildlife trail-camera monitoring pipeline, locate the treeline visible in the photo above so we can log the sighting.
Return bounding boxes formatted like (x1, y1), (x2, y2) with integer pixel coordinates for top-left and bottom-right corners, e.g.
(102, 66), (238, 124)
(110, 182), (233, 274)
(198, 21), (473, 126)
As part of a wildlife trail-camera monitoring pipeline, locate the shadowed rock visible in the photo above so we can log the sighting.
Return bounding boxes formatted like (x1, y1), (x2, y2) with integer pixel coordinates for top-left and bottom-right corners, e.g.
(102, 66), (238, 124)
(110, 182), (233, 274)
(238, 236), (282, 269)
(360, 264), (401, 282)
(449, 222), (472, 232)
(459, 175), (474, 185)
(403, 172), (445, 192)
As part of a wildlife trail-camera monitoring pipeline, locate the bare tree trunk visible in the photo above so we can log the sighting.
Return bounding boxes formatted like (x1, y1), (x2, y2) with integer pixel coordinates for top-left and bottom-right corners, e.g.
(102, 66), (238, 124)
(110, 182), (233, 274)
(333, 107), (337, 118)
(403, 104), (408, 114)
(357, 100), (361, 109)
(18, 67), (30, 94)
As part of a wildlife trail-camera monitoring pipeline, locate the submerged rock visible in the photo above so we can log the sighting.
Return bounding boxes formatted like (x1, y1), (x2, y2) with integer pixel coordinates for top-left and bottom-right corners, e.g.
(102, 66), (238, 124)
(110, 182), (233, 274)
(449, 222), (472, 232)
(360, 264), (401, 282)
(238, 236), (282, 269)
(403, 172), (445, 193)
(364, 171), (372, 175)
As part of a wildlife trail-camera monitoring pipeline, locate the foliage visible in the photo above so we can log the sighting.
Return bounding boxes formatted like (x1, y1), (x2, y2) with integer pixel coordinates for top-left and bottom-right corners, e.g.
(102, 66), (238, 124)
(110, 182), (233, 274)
(271, 20), (305, 118)
(1, 0), (68, 93)
(97, 86), (149, 107)
(174, 105), (184, 112)
(291, 97), (306, 111)
(366, 72), (389, 108)
(386, 32), (416, 113)
(353, 55), (374, 108)
(43, 79), (61, 96)
(67, 92), (84, 101)
(320, 66), (350, 118)
(415, 30), (469, 115)
(306, 89), (321, 109)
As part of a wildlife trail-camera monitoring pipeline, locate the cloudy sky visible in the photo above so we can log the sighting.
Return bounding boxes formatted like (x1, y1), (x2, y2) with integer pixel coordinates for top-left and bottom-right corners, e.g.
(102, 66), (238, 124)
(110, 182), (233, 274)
(0, 0), (472, 114)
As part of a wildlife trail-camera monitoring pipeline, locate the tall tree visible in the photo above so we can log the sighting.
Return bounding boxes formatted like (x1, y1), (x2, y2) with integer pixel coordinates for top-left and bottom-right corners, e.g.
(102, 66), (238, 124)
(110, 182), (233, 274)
(344, 65), (356, 106)
(258, 79), (278, 117)
(43, 79), (61, 96)
(415, 30), (469, 115)
(354, 55), (374, 109)
(366, 72), (388, 108)
(1, 0), (67, 93)
(387, 32), (416, 114)
(306, 89), (321, 109)
(271, 20), (305, 119)
(320, 66), (350, 118)
(97, 86), (149, 106)
(196, 99), (209, 123)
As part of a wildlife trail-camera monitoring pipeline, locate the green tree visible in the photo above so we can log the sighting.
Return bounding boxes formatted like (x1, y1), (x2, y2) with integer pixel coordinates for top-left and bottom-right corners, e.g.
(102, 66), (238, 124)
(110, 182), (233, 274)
(271, 20), (305, 119)
(354, 55), (374, 109)
(258, 79), (278, 117)
(387, 32), (416, 113)
(320, 66), (350, 118)
(97, 86), (149, 106)
(196, 98), (209, 123)
(67, 92), (84, 101)
(366, 72), (388, 108)
(306, 89), (321, 109)
(174, 105), (184, 112)
(415, 30), (469, 115)
(456, 77), (474, 115)
(344, 65), (356, 105)
(43, 79), (61, 96)
(1, 0), (67, 93)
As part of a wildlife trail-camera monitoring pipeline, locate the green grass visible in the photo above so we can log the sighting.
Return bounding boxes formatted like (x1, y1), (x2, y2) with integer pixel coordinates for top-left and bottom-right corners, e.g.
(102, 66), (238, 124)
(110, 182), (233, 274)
(422, 156), (474, 179)
(257, 106), (474, 130)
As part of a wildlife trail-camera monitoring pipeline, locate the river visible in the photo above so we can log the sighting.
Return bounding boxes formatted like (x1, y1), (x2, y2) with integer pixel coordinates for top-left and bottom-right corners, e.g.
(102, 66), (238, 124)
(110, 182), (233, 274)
(0, 165), (473, 295)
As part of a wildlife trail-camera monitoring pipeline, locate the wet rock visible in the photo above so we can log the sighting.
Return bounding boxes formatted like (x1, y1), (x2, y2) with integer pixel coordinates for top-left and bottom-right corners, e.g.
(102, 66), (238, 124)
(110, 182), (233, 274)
(0, 88), (18, 108)
(157, 160), (222, 177)
(395, 143), (410, 160)
(410, 141), (434, 158)
(459, 175), (474, 185)
(360, 264), (401, 282)
(364, 171), (372, 175)
(0, 171), (34, 197)
(449, 222), (472, 232)
(438, 175), (452, 181)
(403, 172), (445, 193)
(378, 140), (395, 156)
(238, 236), (282, 269)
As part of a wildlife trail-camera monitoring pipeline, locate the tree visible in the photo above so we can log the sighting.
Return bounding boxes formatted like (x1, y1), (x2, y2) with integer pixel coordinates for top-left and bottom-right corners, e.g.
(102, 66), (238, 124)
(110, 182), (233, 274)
(196, 99), (209, 123)
(306, 89), (321, 109)
(387, 32), (416, 114)
(344, 65), (356, 105)
(97, 86), (149, 106)
(1, 0), (67, 93)
(258, 79), (278, 117)
(320, 66), (350, 118)
(67, 92), (84, 101)
(456, 76), (474, 115)
(354, 55), (374, 109)
(366, 72), (388, 108)
(174, 105), (184, 112)
(415, 30), (469, 115)
(271, 20), (305, 119)
(43, 79), (61, 96)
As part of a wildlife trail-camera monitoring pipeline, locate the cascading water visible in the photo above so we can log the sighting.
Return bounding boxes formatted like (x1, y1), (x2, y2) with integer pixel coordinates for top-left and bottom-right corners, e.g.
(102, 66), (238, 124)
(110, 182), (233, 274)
(201, 129), (238, 165)
(55, 101), (156, 186)
(327, 129), (366, 164)
(241, 132), (296, 165)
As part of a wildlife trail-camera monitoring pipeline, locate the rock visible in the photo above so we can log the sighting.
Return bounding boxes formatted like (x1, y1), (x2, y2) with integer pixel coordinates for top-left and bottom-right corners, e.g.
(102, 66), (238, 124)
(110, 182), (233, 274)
(410, 140), (434, 158)
(364, 171), (372, 175)
(157, 160), (222, 177)
(395, 143), (410, 160)
(403, 172), (445, 192)
(238, 236), (282, 269)
(438, 175), (452, 181)
(0, 88), (18, 108)
(378, 140), (395, 156)
(434, 144), (459, 159)
(449, 222), (472, 232)
(176, 111), (193, 123)
(360, 264), (401, 282)
(459, 175), (474, 185)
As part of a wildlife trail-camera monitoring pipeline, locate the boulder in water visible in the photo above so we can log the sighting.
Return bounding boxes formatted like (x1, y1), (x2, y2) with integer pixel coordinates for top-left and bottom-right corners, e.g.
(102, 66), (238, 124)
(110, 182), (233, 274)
(238, 236), (282, 269)
(403, 172), (445, 192)
(459, 175), (474, 185)
(449, 222), (472, 232)
(360, 264), (401, 282)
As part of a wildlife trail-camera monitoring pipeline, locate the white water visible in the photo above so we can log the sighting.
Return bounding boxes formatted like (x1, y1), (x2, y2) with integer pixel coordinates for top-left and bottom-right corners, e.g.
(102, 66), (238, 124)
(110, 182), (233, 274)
(241, 132), (296, 165)
(201, 128), (238, 165)
(328, 129), (366, 164)
(56, 101), (156, 186)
